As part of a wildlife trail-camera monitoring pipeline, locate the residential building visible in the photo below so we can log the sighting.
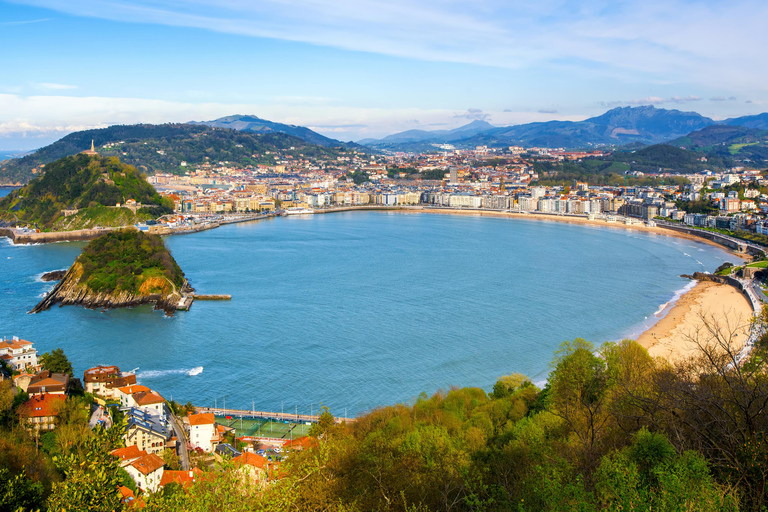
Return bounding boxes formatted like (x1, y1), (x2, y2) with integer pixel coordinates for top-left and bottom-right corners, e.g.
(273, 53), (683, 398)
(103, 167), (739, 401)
(83, 365), (137, 399)
(233, 452), (268, 484)
(123, 407), (173, 456)
(0, 337), (37, 371)
(18, 394), (66, 432)
(188, 412), (218, 452)
(27, 370), (70, 396)
(159, 468), (204, 489)
(117, 385), (152, 408)
(131, 390), (167, 416)
(125, 452), (165, 493)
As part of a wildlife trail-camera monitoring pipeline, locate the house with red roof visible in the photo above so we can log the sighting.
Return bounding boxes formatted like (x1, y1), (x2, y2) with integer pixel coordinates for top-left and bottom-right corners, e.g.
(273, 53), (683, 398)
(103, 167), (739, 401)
(118, 486), (145, 509)
(159, 468), (204, 489)
(188, 412), (218, 452)
(232, 451), (268, 484)
(0, 337), (37, 371)
(111, 445), (145, 467)
(132, 390), (166, 415)
(17, 394), (66, 432)
(125, 452), (165, 493)
(117, 385), (151, 409)
(283, 436), (318, 451)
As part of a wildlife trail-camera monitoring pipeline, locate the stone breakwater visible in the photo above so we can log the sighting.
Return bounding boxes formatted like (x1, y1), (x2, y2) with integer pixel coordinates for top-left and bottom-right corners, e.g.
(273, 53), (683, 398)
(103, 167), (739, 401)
(30, 262), (189, 315)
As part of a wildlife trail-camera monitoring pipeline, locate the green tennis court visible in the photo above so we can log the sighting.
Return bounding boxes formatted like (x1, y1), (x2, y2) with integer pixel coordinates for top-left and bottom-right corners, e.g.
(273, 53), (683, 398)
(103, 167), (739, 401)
(215, 415), (312, 439)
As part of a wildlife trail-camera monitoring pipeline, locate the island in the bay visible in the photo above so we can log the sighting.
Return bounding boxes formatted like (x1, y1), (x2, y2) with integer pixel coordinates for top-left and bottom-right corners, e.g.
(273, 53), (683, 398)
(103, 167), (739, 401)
(31, 229), (189, 315)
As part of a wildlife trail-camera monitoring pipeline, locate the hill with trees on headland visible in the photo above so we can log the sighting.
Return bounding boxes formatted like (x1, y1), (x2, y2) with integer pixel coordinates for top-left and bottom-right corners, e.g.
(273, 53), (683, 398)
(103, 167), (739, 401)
(0, 154), (173, 231)
(0, 123), (362, 185)
(31, 229), (188, 314)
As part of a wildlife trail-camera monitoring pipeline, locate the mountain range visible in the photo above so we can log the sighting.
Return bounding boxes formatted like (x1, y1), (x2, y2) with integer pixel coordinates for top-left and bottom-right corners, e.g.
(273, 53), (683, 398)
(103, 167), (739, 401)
(359, 106), (768, 152)
(0, 124), (354, 184)
(190, 114), (354, 148)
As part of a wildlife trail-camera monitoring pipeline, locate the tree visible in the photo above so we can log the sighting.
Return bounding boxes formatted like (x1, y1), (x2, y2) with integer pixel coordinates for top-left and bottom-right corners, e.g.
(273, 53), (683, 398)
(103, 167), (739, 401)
(39, 347), (74, 377)
(0, 466), (45, 512)
(46, 421), (126, 512)
(547, 338), (611, 474)
(308, 406), (335, 438)
(491, 373), (531, 399)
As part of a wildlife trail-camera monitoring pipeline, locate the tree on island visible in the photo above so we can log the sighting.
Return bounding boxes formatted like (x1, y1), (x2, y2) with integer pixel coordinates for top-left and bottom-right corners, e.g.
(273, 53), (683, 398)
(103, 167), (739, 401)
(39, 348), (74, 377)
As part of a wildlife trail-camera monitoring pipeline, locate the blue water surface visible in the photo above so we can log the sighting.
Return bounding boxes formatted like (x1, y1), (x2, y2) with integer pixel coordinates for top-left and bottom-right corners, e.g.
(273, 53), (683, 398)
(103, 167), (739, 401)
(0, 211), (734, 416)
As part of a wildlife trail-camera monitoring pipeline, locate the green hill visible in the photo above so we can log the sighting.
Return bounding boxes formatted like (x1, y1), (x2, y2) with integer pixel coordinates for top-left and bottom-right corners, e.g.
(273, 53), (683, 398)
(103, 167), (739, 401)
(0, 123), (356, 184)
(0, 154), (173, 230)
(30, 229), (187, 314)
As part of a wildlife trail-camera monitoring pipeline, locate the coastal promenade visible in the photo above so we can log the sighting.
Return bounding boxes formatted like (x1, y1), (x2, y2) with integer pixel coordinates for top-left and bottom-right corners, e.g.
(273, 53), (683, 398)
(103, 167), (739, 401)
(194, 406), (355, 425)
(0, 212), (272, 245)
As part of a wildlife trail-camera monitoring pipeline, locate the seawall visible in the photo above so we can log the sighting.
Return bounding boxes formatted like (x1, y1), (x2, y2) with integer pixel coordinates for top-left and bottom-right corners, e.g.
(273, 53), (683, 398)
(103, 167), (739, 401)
(0, 227), (119, 244)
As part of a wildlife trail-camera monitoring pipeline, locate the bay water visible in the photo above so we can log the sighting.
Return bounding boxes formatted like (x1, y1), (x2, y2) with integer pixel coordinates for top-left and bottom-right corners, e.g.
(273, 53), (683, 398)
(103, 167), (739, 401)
(0, 211), (734, 416)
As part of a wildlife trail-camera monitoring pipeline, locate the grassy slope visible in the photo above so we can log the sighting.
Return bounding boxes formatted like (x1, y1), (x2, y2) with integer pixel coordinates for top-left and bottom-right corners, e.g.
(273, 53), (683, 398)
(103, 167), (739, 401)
(0, 154), (172, 230)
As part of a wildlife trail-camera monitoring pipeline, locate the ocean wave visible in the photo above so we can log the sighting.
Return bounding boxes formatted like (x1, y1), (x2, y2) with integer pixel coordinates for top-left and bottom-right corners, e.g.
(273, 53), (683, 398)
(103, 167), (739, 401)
(138, 366), (203, 379)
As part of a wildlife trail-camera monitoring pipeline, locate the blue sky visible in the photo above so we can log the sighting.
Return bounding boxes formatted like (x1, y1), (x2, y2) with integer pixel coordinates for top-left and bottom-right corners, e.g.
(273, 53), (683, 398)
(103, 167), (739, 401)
(0, 0), (766, 149)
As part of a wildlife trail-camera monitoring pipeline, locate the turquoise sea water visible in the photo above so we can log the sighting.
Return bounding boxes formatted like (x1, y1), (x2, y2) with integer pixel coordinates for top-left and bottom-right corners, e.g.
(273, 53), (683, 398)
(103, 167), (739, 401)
(0, 211), (734, 416)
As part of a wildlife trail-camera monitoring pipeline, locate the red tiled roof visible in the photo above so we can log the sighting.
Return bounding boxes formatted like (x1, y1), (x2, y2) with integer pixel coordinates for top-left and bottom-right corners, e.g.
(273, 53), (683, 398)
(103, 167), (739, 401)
(159, 468), (203, 488)
(130, 453), (165, 476)
(112, 445), (146, 462)
(188, 413), (215, 426)
(283, 436), (318, 450)
(233, 452), (266, 470)
(119, 486), (146, 509)
(133, 390), (165, 406)
(118, 384), (151, 395)
(17, 394), (66, 418)
(0, 338), (32, 350)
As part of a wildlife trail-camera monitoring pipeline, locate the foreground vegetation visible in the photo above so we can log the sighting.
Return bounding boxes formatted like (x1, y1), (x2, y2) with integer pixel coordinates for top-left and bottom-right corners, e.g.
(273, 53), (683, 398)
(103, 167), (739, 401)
(4, 316), (767, 511)
(0, 154), (173, 230)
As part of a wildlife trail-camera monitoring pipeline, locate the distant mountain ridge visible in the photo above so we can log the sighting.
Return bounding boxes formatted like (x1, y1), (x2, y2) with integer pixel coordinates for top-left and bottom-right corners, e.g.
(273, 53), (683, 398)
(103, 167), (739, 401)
(190, 114), (353, 148)
(0, 123), (354, 184)
(360, 106), (768, 151)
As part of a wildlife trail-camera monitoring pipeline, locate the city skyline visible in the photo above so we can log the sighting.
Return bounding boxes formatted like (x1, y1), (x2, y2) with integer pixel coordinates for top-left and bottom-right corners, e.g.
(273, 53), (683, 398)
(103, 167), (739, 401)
(1, 0), (767, 149)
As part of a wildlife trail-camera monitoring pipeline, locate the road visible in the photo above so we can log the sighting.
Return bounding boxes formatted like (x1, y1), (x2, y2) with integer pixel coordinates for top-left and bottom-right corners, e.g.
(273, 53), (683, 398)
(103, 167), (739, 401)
(168, 411), (190, 471)
(194, 406), (354, 424)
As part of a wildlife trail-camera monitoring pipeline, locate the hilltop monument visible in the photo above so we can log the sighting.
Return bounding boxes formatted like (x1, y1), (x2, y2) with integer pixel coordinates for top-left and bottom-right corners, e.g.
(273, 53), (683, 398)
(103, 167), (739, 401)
(81, 140), (98, 156)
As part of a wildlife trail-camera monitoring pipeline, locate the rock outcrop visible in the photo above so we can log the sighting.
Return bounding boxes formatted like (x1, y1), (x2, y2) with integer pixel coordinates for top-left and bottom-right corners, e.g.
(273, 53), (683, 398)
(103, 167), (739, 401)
(31, 262), (190, 315)
(41, 270), (67, 282)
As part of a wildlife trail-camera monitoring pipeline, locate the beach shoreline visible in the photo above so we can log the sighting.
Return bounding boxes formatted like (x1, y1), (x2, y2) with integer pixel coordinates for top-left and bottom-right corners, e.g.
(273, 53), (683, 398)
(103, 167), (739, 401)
(316, 206), (753, 260)
(635, 280), (755, 362)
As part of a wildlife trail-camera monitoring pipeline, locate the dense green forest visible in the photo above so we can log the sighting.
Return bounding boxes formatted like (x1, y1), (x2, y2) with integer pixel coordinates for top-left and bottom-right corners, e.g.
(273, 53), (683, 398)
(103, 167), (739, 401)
(0, 124), (357, 183)
(76, 229), (185, 295)
(0, 154), (173, 229)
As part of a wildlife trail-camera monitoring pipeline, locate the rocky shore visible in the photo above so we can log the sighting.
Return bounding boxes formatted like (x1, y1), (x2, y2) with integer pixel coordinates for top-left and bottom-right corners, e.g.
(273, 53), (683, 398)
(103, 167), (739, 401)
(31, 262), (191, 315)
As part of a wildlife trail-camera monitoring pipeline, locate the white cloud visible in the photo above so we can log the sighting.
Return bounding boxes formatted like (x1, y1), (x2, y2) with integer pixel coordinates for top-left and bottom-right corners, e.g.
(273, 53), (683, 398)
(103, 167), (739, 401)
(10, 0), (768, 89)
(0, 93), (592, 146)
(454, 108), (490, 121)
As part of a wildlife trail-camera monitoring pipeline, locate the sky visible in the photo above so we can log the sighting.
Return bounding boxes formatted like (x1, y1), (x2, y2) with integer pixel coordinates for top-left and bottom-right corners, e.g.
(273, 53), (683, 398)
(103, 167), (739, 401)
(0, 0), (767, 149)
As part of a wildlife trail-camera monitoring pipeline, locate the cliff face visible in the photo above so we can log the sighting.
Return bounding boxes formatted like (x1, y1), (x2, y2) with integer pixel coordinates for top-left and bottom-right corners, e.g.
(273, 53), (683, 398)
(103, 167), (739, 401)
(31, 262), (188, 315)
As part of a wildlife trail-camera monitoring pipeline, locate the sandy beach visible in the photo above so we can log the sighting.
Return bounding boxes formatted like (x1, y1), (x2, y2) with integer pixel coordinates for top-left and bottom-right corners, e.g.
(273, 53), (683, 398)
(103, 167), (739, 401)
(636, 281), (755, 362)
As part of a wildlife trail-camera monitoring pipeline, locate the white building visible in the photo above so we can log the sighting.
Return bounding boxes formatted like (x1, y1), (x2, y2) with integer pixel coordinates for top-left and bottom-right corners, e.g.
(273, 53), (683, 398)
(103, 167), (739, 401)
(125, 452), (165, 493)
(189, 413), (218, 452)
(0, 337), (37, 371)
